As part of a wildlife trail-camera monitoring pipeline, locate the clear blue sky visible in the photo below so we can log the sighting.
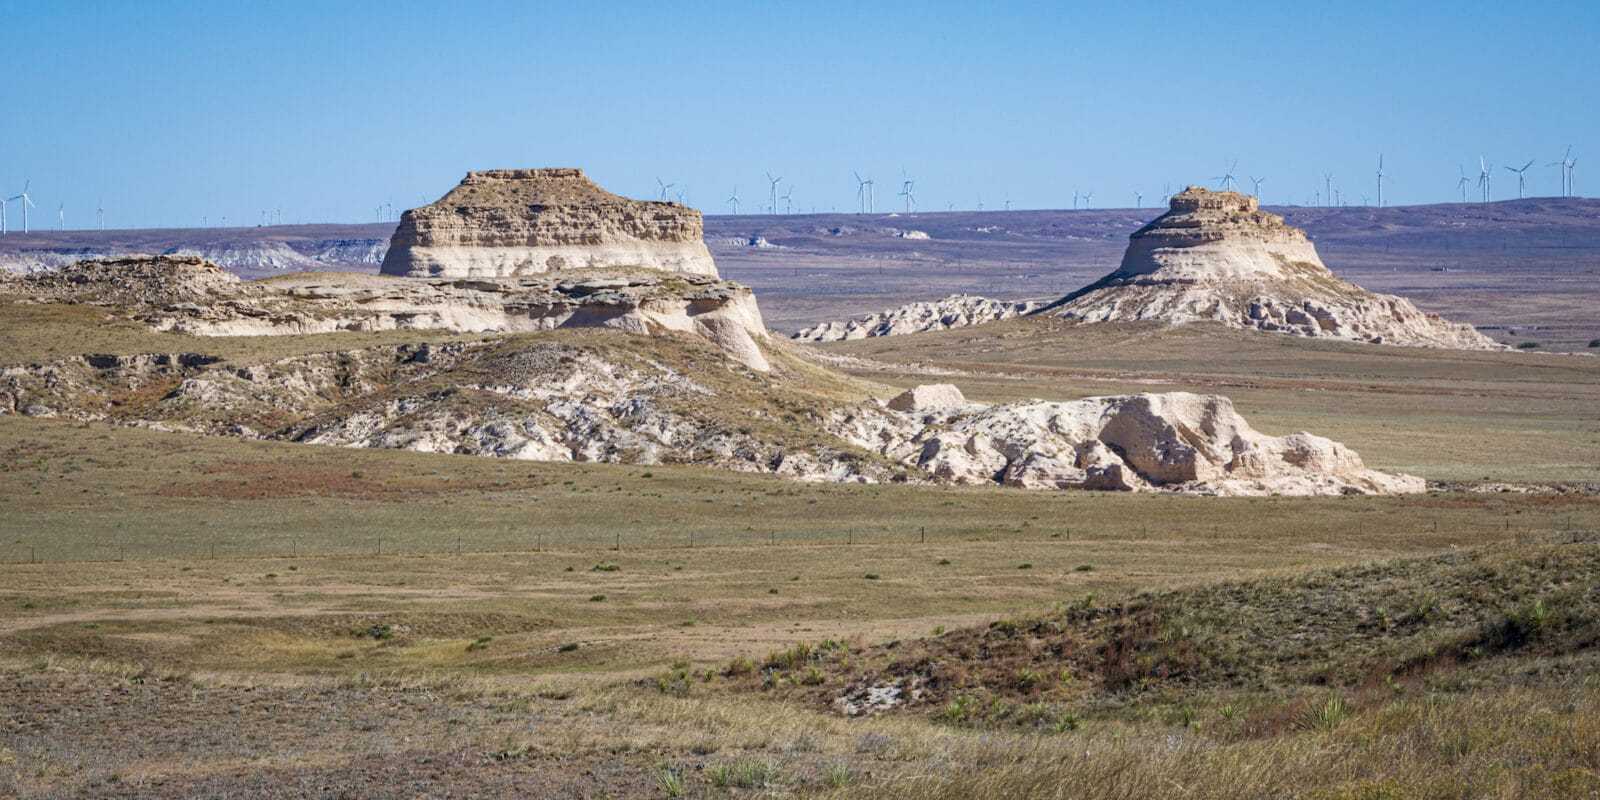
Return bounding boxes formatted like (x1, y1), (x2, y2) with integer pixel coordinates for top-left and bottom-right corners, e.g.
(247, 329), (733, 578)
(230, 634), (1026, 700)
(1, 0), (1595, 229)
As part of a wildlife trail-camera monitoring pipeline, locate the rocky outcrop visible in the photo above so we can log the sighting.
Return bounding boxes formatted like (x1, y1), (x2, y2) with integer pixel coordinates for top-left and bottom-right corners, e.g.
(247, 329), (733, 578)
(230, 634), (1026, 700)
(380, 169), (717, 279)
(1041, 187), (1502, 350)
(9, 255), (773, 371)
(887, 384), (967, 413)
(828, 388), (1421, 496)
(793, 294), (1045, 341)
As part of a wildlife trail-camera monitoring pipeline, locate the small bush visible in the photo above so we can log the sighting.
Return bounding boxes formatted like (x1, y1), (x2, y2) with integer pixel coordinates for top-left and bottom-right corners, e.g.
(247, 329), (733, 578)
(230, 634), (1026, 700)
(589, 594), (606, 602)
(1589, 338), (1600, 348)
(1517, 341), (1541, 349)
(558, 642), (579, 652)
(725, 656), (756, 677)
(592, 563), (621, 572)
(864, 573), (880, 580)
(1074, 564), (1095, 572)
(707, 758), (781, 789)
(466, 636), (492, 652)
(1018, 563), (1033, 570)
(938, 558), (951, 565)
(652, 763), (686, 797)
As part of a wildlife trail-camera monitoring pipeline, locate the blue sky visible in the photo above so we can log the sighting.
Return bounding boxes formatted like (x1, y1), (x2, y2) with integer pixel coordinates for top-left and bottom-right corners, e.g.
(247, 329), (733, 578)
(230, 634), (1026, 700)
(1, 0), (1595, 229)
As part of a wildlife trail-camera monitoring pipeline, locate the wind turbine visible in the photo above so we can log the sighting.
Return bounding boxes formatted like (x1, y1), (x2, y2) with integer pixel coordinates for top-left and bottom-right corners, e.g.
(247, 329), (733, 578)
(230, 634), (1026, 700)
(675, 189), (686, 205)
(726, 185), (740, 214)
(1250, 176), (1265, 197)
(766, 173), (782, 216)
(1213, 161), (1238, 191)
(782, 185), (794, 215)
(853, 172), (874, 214)
(1505, 159), (1535, 199)
(97, 198), (105, 230)
(1478, 157), (1493, 202)
(1323, 174), (1334, 207)
(1376, 155), (1385, 208)
(1134, 191), (1143, 208)
(1080, 192), (1092, 210)
(976, 193), (983, 211)
(1072, 190), (1081, 210)
(1548, 146), (1576, 197)
(1161, 183), (1172, 204)
(656, 177), (674, 201)
(58, 202), (65, 231)
(9, 181), (34, 233)
(898, 171), (914, 212)
(0, 196), (6, 234)
(1456, 166), (1470, 203)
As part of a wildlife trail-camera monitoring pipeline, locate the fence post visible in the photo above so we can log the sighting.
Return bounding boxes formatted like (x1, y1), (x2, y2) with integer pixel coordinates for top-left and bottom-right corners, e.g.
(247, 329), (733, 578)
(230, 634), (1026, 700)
(456, 535), (462, 556)
(920, 526), (926, 544)
(377, 539), (382, 557)
(615, 532), (621, 552)
(292, 538), (297, 558)
(536, 533), (542, 552)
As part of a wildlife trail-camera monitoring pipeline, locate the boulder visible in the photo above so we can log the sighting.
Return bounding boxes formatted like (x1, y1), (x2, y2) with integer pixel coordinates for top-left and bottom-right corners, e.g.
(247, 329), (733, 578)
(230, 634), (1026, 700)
(887, 383), (967, 412)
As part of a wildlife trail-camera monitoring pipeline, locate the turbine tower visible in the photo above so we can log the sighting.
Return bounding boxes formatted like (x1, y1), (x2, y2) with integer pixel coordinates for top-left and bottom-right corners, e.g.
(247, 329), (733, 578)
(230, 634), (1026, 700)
(97, 198), (105, 230)
(1072, 190), (1080, 210)
(781, 185), (794, 215)
(1505, 159), (1535, 199)
(1249, 176), (1265, 197)
(766, 172), (782, 216)
(1323, 174), (1334, 207)
(9, 181), (34, 233)
(1376, 155), (1385, 208)
(1080, 192), (1092, 210)
(1456, 166), (1470, 203)
(1134, 191), (1143, 208)
(1548, 146), (1576, 197)
(854, 172), (874, 214)
(1478, 157), (1493, 202)
(1213, 161), (1238, 191)
(58, 202), (65, 231)
(656, 177), (674, 201)
(726, 186), (740, 214)
(0, 196), (6, 235)
(898, 171), (915, 212)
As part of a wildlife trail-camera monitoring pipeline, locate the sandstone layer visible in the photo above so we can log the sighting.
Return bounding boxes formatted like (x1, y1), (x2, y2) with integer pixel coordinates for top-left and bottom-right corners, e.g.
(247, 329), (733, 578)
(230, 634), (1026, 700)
(1041, 187), (1501, 350)
(793, 294), (1045, 341)
(380, 169), (717, 279)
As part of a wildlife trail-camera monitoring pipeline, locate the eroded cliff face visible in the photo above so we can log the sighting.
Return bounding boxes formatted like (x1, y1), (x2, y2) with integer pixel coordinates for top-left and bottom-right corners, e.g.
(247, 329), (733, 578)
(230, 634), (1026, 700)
(380, 169), (718, 278)
(1042, 187), (1502, 350)
(792, 295), (1046, 342)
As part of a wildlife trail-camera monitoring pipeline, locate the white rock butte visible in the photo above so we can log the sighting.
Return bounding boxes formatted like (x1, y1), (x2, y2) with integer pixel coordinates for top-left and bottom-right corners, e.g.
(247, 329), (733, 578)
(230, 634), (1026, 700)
(381, 169), (718, 279)
(1041, 187), (1501, 350)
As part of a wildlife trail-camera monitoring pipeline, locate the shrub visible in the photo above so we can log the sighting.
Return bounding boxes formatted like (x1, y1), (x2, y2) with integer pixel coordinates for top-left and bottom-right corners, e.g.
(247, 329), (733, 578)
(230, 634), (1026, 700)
(707, 758), (781, 789)
(1074, 564), (1095, 572)
(724, 656), (756, 677)
(1589, 338), (1600, 348)
(466, 636), (492, 652)
(938, 558), (951, 565)
(1517, 341), (1541, 349)
(592, 563), (621, 572)
(652, 763), (686, 797)
(589, 594), (606, 602)
(558, 642), (579, 652)
(864, 573), (880, 580)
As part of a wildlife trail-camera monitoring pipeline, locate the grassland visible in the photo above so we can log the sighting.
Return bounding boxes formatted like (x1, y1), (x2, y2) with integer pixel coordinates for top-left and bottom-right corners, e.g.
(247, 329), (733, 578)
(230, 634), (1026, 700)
(3, 296), (1599, 796)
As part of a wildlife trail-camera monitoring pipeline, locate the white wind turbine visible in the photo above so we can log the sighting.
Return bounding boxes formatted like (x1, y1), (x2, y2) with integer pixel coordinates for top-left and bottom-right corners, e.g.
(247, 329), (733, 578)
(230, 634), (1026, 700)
(1213, 161), (1238, 191)
(97, 198), (105, 230)
(766, 172), (782, 215)
(1072, 190), (1081, 210)
(656, 177), (674, 201)
(898, 172), (915, 212)
(1324, 173), (1334, 207)
(781, 185), (794, 215)
(1376, 155), (1385, 208)
(1080, 191), (1092, 210)
(726, 186), (740, 214)
(1548, 146), (1576, 197)
(0, 196), (6, 235)
(1134, 191), (1143, 208)
(1250, 176), (1265, 197)
(854, 172), (874, 214)
(1505, 159), (1535, 199)
(1478, 157), (1493, 202)
(9, 181), (34, 233)
(1456, 166), (1471, 203)
(58, 202), (65, 231)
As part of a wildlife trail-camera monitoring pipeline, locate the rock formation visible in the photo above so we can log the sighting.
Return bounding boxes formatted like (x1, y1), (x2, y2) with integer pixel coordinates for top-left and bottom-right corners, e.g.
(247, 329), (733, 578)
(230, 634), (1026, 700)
(12, 254), (772, 371)
(793, 294), (1045, 341)
(828, 388), (1421, 495)
(380, 169), (718, 279)
(1041, 187), (1502, 349)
